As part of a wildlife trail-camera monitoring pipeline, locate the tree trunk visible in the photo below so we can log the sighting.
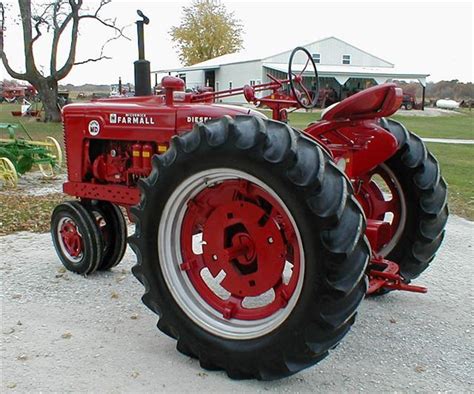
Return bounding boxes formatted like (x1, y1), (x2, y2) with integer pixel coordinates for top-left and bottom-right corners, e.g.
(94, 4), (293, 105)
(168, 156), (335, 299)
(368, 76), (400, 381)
(1, 1), (124, 123)
(38, 79), (61, 122)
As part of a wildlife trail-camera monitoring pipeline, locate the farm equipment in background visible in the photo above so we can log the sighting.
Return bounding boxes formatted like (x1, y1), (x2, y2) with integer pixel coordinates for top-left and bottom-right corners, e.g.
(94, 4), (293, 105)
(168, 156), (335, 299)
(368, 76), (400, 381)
(0, 123), (62, 187)
(57, 91), (71, 108)
(436, 98), (461, 109)
(401, 92), (416, 110)
(10, 99), (42, 118)
(400, 91), (423, 110)
(50, 10), (448, 380)
(1, 84), (70, 119)
(0, 84), (37, 104)
(317, 87), (339, 108)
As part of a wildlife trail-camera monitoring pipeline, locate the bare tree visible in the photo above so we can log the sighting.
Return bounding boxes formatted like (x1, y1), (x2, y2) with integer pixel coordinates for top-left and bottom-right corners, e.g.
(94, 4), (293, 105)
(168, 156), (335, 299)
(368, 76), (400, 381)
(0, 0), (128, 122)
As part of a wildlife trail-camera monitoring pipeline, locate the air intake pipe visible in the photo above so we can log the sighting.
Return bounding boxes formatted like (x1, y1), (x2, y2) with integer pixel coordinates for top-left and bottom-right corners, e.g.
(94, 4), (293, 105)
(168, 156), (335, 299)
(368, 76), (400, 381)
(134, 10), (152, 96)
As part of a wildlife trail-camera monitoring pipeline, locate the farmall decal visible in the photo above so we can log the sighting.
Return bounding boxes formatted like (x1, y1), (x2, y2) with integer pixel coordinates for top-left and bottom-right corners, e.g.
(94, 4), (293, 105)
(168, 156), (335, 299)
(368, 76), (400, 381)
(109, 113), (155, 125)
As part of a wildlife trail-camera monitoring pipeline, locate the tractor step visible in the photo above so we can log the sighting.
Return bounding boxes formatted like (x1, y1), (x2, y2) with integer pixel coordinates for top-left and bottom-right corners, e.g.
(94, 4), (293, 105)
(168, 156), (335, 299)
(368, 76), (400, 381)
(367, 258), (428, 294)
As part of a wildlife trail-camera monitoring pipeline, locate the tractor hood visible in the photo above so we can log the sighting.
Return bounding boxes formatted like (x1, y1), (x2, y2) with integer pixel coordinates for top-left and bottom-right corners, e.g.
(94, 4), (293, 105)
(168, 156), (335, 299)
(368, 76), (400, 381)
(62, 96), (267, 135)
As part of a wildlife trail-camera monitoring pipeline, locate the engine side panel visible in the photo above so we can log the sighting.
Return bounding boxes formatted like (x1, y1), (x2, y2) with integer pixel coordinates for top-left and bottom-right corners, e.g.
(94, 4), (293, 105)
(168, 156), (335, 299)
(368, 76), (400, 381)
(61, 98), (259, 205)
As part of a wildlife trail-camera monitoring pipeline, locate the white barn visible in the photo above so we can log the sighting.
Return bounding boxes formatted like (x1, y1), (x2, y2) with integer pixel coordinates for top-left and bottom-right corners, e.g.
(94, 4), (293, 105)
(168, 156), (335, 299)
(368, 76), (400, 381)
(153, 37), (429, 107)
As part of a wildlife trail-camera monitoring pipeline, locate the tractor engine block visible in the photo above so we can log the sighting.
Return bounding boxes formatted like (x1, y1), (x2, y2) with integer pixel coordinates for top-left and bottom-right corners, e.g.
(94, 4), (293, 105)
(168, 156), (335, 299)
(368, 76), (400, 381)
(88, 141), (154, 185)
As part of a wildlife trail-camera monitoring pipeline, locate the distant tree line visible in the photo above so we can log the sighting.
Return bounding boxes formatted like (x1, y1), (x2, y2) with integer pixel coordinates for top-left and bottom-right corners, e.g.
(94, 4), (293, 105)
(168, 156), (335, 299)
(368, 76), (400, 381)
(395, 80), (473, 101)
(3, 78), (472, 103)
(1, 79), (115, 92)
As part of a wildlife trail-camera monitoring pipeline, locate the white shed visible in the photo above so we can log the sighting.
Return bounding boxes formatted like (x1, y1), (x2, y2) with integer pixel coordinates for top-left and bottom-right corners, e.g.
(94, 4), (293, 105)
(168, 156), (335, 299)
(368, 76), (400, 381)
(153, 37), (429, 108)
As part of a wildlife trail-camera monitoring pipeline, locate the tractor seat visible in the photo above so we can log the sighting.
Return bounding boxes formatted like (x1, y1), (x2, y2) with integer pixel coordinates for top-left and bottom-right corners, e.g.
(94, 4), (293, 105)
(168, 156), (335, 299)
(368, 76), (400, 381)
(321, 83), (403, 121)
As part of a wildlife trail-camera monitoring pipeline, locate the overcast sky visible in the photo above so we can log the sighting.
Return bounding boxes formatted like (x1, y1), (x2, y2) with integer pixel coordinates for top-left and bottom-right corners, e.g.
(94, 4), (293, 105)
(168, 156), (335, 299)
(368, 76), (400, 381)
(0, 0), (472, 85)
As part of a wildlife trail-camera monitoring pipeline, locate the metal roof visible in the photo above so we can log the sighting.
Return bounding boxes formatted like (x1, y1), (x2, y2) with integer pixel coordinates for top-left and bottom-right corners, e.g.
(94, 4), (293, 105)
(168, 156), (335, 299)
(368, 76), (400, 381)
(262, 63), (429, 79)
(153, 37), (427, 84)
(152, 36), (394, 74)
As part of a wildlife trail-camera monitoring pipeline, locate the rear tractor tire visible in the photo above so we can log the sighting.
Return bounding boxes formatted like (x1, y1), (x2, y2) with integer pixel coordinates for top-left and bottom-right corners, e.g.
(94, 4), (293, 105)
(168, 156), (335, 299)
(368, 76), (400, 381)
(377, 118), (448, 280)
(129, 116), (370, 380)
(357, 118), (448, 288)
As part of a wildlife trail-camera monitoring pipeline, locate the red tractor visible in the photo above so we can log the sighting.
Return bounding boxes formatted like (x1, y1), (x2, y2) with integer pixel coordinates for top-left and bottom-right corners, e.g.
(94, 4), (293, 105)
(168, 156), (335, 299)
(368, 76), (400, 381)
(0, 84), (37, 103)
(51, 12), (447, 380)
(401, 92), (418, 110)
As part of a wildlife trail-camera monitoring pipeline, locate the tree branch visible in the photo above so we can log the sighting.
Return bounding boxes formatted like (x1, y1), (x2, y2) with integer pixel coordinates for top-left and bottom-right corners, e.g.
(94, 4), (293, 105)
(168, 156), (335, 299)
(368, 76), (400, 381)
(74, 54), (111, 65)
(73, 29), (124, 66)
(50, 9), (74, 74)
(79, 15), (130, 41)
(17, 0), (43, 80)
(0, 2), (28, 80)
(1, 52), (28, 79)
(54, 0), (130, 80)
(78, 0), (130, 40)
(51, 0), (81, 80)
(31, 15), (46, 44)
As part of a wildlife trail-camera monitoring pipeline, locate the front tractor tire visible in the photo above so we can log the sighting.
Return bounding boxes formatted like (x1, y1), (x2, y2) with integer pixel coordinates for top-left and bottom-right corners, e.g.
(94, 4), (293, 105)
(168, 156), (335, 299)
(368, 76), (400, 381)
(51, 201), (103, 275)
(51, 200), (127, 275)
(84, 201), (128, 271)
(129, 116), (370, 380)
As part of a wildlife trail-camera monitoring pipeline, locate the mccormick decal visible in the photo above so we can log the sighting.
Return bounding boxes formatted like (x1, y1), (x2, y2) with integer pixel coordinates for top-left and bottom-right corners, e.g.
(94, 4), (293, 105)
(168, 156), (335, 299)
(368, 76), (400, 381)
(109, 113), (155, 125)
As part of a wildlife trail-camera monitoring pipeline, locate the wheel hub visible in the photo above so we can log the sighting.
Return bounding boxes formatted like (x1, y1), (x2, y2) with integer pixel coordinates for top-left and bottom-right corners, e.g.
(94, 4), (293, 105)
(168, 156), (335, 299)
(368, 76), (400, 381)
(201, 200), (286, 297)
(355, 164), (406, 257)
(59, 220), (83, 258)
(173, 173), (303, 326)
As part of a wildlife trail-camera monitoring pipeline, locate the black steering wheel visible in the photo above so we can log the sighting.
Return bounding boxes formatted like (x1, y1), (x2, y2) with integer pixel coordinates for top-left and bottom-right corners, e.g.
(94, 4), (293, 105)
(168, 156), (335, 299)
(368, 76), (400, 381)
(288, 47), (319, 109)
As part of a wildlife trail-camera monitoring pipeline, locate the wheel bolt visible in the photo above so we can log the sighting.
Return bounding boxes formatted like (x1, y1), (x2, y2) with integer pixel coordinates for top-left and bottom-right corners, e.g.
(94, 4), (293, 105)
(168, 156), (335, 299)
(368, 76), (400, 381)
(268, 237), (274, 244)
(212, 254), (218, 261)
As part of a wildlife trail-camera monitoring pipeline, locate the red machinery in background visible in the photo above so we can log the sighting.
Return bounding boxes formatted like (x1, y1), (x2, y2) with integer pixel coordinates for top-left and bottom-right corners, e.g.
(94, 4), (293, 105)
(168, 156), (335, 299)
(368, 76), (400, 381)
(51, 10), (447, 380)
(0, 84), (37, 103)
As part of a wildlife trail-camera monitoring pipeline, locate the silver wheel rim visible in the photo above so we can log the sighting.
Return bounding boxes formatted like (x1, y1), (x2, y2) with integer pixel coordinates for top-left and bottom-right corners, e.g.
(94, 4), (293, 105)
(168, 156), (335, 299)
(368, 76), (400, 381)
(377, 164), (407, 257)
(158, 168), (305, 340)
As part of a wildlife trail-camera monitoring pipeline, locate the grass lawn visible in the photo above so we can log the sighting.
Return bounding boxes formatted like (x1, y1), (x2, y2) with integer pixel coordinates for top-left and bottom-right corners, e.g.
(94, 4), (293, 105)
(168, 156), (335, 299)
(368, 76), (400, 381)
(426, 143), (474, 220)
(0, 102), (472, 235)
(259, 108), (474, 140)
(391, 113), (474, 140)
(0, 103), (63, 142)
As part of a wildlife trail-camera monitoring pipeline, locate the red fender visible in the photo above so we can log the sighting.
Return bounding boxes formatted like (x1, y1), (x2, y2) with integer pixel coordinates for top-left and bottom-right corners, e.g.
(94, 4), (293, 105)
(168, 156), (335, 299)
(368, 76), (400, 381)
(304, 83), (402, 177)
(305, 120), (398, 178)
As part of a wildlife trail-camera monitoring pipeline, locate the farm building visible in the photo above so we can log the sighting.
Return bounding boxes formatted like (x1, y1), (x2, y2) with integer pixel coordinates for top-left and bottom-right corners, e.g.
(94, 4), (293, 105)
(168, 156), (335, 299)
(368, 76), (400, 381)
(153, 36), (429, 108)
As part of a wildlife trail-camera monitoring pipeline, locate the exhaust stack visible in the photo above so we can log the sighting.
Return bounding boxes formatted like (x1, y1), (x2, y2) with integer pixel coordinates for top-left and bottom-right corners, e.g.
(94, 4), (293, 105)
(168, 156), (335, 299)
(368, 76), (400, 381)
(134, 10), (151, 96)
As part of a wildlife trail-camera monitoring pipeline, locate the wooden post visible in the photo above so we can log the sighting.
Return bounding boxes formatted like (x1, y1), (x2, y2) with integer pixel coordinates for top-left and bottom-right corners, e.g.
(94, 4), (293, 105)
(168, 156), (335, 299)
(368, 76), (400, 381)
(421, 85), (426, 111)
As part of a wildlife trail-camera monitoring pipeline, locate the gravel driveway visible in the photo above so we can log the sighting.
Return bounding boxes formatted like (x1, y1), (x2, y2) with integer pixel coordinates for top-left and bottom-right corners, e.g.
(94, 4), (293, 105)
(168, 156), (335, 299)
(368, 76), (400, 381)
(1, 216), (473, 392)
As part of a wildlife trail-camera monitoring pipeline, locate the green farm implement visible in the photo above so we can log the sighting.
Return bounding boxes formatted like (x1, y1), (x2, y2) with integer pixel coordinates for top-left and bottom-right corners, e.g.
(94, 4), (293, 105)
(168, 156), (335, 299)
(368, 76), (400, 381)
(0, 123), (62, 187)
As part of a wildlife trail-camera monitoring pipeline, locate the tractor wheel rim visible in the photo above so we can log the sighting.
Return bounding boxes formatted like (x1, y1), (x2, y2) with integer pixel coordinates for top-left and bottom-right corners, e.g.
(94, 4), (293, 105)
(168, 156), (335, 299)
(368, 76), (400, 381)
(359, 163), (407, 257)
(159, 169), (305, 340)
(57, 217), (84, 262)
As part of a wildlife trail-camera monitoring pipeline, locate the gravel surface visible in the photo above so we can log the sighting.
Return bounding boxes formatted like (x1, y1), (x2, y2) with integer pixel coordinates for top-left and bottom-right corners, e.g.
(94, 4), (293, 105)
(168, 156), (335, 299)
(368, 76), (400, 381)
(1, 216), (473, 392)
(0, 171), (67, 196)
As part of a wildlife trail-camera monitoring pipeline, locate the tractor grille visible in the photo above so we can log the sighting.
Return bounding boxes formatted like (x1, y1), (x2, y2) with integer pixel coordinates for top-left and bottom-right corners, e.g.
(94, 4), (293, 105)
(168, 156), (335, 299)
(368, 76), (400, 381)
(62, 123), (69, 179)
